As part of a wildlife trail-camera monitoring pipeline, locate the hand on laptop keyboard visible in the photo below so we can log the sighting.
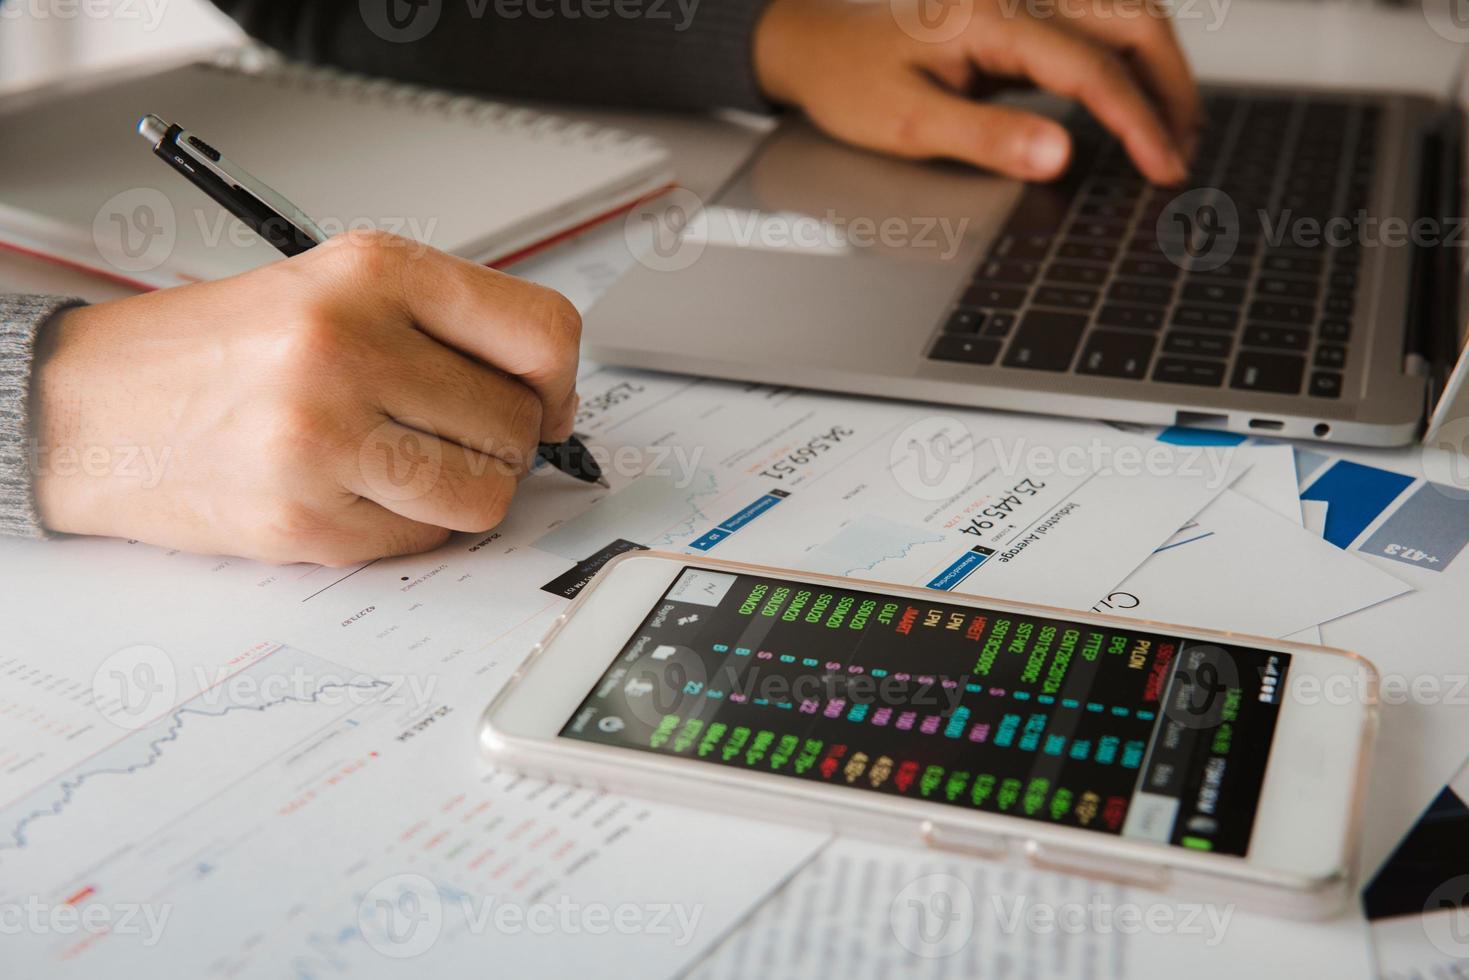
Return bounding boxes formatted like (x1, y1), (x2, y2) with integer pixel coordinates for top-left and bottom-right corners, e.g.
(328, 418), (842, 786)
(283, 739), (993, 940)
(752, 0), (1198, 184)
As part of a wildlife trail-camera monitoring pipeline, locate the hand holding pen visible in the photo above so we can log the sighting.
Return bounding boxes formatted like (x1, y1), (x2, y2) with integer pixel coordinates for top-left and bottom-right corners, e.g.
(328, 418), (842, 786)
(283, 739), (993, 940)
(137, 114), (605, 489)
(31, 116), (603, 566)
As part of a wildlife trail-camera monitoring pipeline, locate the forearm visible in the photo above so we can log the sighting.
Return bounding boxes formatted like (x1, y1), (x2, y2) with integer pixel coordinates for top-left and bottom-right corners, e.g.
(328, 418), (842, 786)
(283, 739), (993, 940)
(0, 295), (84, 538)
(211, 0), (773, 112)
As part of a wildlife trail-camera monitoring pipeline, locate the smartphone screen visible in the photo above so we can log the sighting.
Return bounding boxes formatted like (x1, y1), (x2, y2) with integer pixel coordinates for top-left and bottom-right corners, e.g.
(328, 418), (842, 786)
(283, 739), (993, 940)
(560, 568), (1292, 856)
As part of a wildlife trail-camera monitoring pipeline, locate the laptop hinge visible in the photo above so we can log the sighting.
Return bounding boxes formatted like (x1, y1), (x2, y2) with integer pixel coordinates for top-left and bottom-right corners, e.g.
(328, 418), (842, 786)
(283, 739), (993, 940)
(1405, 105), (1465, 420)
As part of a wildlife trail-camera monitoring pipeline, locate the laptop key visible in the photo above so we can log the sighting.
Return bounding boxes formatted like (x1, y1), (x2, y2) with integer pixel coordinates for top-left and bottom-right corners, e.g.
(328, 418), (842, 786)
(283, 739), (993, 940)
(1314, 344), (1347, 368)
(1231, 351), (1305, 394)
(1069, 220), (1129, 241)
(1006, 186), (1075, 232)
(1181, 281), (1245, 306)
(1262, 254), (1324, 276)
(1172, 306), (1238, 332)
(1034, 285), (1098, 310)
(1319, 319), (1352, 342)
(1308, 371), (1343, 398)
(944, 310), (985, 334)
(983, 312), (1017, 337)
(1256, 277), (1319, 301)
(1096, 305), (1164, 330)
(1153, 357), (1226, 387)
(1324, 292), (1355, 316)
(1077, 330), (1156, 379)
(1108, 281), (1174, 306)
(1057, 242), (1116, 263)
(1116, 258), (1178, 281)
(1242, 324), (1310, 350)
(931, 335), (1002, 365)
(1249, 300), (1315, 325)
(1186, 261), (1252, 282)
(1163, 331), (1231, 357)
(1077, 200), (1134, 221)
(976, 259), (1041, 283)
(1002, 311), (1088, 371)
(1047, 263), (1110, 286)
(993, 233), (1052, 261)
(962, 283), (1027, 309)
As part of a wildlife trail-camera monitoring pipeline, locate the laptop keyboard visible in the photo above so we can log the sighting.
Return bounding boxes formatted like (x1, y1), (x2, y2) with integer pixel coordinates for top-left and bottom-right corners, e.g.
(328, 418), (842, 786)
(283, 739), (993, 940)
(929, 93), (1379, 400)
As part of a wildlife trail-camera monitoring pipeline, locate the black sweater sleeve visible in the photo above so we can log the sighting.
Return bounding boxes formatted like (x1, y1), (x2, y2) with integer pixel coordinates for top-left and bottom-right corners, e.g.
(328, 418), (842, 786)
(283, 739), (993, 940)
(210, 0), (772, 112)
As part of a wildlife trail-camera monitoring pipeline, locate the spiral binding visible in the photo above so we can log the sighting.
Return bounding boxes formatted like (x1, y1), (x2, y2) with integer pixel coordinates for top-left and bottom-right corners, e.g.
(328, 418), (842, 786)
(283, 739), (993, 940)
(201, 46), (663, 160)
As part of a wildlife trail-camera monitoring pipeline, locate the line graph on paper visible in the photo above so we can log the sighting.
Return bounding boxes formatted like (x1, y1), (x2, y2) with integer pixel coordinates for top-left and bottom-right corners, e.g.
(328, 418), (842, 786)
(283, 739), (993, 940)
(0, 644), (387, 883)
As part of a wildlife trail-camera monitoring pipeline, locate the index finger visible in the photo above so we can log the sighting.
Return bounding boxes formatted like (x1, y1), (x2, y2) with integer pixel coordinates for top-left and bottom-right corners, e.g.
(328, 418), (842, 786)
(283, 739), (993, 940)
(1057, 2), (1202, 151)
(334, 233), (582, 442)
(967, 15), (1187, 184)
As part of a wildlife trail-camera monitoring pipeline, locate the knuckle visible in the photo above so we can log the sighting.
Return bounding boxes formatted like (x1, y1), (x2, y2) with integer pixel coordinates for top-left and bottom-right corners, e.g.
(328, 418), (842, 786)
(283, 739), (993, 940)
(323, 229), (408, 284)
(258, 499), (335, 556)
(1086, 48), (1127, 84)
(258, 399), (334, 476)
(888, 103), (931, 155)
(456, 476), (514, 532)
(283, 311), (351, 366)
(506, 385), (544, 453)
(370, 520), (451, 560)
(530, 288), (582, 354)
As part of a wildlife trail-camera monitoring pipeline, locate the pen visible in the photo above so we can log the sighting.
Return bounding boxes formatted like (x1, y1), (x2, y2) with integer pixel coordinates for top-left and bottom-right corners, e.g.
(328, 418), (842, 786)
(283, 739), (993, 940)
(136, 113), (608, 489)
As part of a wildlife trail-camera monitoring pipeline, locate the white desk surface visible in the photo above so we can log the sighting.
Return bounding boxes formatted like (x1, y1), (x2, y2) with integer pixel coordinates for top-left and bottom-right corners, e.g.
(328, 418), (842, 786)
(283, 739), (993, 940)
(1, 6), (1464, 975)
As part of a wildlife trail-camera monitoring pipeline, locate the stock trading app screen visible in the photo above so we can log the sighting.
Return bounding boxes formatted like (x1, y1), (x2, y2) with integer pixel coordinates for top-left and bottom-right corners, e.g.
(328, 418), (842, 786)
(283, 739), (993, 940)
(561, 568), (1292, 856)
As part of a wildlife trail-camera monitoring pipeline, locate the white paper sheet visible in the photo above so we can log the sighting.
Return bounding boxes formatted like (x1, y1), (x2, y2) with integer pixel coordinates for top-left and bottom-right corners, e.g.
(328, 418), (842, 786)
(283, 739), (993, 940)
(1367, 756), (1469, 979)
(692, 838), (1373, 980)
(1098, 489), (1410, 638)
(0, 366), (1239, 977)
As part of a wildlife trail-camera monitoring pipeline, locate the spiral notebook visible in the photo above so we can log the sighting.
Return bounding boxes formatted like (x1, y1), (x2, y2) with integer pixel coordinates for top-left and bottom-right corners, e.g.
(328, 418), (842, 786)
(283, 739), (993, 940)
(0, 52), (672, 289)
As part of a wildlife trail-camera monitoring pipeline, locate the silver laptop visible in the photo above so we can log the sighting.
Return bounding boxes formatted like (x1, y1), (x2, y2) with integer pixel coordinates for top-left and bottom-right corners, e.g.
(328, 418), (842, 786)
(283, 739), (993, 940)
(585, 86), (1468, 447)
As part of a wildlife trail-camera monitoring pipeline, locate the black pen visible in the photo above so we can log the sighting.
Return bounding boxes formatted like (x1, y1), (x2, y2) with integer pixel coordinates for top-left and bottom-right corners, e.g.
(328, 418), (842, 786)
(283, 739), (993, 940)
(136, 113), (608, 489)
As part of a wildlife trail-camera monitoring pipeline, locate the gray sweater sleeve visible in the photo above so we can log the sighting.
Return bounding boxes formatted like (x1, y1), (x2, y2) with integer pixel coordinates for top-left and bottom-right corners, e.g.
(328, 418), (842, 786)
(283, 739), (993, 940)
(0, 295), (85, 538)
(210, 0), (774, 113)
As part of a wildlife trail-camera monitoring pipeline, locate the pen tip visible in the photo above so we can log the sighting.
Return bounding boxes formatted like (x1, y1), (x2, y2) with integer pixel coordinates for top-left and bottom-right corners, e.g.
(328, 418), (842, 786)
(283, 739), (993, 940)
(596, 476), (610, 489)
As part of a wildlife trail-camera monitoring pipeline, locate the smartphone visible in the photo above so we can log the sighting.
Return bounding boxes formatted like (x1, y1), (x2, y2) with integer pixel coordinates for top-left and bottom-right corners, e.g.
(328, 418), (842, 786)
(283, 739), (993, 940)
(481, 552), (1377, 917)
